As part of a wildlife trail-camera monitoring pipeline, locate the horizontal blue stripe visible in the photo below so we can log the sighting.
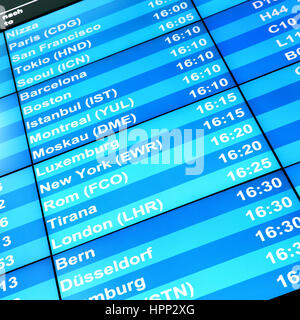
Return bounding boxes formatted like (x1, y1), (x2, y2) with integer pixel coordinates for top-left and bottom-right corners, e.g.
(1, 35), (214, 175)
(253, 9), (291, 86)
(267, 120), (300, 149)
(205, 0), (286, 30)
(2, 183), (40, 211)
(0, 258), (55, 299)
(0, 219), (47, 253)
(200, 261), (300, 299)
(246, 81), (300, 116)
(217, 13), (295, 56)
(0, 67), (13, 84)
(287, 163), (300, 188)
(231, 42), (300, 83)
(0, 150), (31, 177)
(0, 122), (26, 144)
(0, 94), (19, 113)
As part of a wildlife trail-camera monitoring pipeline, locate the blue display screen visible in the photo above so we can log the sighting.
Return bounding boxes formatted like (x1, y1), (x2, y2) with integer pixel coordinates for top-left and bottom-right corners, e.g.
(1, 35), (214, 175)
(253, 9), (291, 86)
(0, 0), (299, 300)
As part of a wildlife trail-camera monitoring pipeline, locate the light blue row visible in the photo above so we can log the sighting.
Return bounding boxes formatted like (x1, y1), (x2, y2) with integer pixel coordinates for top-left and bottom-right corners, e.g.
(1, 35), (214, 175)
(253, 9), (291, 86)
(2, 279), (59, 300)
(257, 100), (300, 132)
(0, 80), (14, 99)
(209, 0), (294, 42)
(241, 62), (300, 99)
(286, 163), (300, 196)
(0, 135), (29, 161)
(224, 28), (297, 69)
(0, 168), (34, 195)
(1, 237), (50, 274)
(0, 55), (10, 70)
(0, 201), (41, 234)
(0, 107), (23, 129)
(275, 140), (300, 168)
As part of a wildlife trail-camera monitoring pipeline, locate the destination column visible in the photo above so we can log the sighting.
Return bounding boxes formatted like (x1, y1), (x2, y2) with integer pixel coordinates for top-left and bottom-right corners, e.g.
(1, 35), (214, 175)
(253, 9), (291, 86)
(0, 31), (59, 300)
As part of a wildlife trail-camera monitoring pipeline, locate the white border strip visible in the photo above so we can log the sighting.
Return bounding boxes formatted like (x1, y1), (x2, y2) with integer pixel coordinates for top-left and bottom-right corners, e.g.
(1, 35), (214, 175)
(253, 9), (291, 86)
(0, 0), (39, 15)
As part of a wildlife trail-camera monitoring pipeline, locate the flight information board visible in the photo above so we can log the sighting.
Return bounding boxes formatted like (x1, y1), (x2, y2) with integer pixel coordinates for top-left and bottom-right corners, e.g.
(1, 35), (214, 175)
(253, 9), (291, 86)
(0, 0), (299, 300)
